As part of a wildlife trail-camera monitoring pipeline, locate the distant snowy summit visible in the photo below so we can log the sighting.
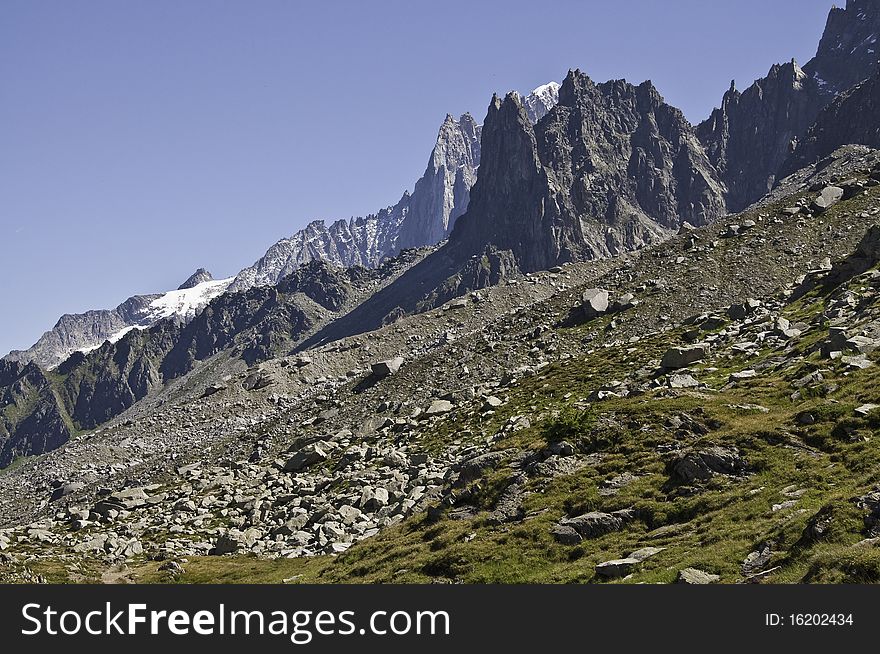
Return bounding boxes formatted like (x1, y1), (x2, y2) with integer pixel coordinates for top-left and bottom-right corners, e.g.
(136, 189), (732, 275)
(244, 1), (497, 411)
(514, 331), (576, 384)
(521, 81), (560, 123)
(5, 270), (231, 369)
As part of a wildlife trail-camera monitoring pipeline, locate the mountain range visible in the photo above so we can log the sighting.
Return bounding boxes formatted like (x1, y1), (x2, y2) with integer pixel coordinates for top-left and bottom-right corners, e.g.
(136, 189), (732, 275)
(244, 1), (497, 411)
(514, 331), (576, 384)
(4, 0), (880, 585)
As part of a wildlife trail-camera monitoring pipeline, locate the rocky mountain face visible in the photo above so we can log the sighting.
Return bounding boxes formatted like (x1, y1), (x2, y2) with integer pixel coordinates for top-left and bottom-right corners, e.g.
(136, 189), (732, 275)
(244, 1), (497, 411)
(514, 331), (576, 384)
(781, 70), (880, 176)
(3, 146), (880, 584)
(300, 70), (729, 345)
(803, 0), (880, 96)
(452, 71), (726, 268)
(0, 360), (71, 468)
(4, 270), (231, 370)
(697, 0), (880, 211)
(228, 84), (560, 293)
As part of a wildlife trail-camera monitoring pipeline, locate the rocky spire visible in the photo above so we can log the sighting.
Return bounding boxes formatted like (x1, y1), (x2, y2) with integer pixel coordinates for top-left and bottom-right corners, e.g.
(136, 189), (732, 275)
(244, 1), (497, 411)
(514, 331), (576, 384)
(178, 268), (214, 290)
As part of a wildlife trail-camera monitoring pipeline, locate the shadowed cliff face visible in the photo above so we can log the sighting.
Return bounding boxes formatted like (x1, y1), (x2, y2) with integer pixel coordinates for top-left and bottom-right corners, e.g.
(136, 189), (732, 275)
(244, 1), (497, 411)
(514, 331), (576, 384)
(697, 62), (826, 211)
(0, 360), (71, 467)
(782, 70), (880, 177)
(698, 0), (880, 211)
(803, 0), (880, 97)
(452, 70), (726, 271)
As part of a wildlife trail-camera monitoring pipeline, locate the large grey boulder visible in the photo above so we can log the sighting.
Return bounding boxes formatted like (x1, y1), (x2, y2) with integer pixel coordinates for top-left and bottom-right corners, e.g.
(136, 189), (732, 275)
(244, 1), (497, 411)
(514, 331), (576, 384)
(359, 487), (390, 513)
(559, 511), (624, 539)
(661, 344), (710, 369)
(581, 289), (610, 320)
(283, 442), (330, 472)
(595, 557), (640, 578)
(425, 399), (454, 416)
(677, 568), (720, 584)
(371, 357), (404, 378)
(810, 185), (844, 213)
(668, 446), (747, 482)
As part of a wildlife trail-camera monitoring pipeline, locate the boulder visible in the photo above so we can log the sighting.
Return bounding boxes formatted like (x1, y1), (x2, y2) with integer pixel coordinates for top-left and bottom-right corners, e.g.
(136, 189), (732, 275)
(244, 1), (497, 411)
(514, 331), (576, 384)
(558, 509), (634, 539)
(741, 542), (773, 575)
(595, 558), (640, 578)
(727, 298), (761, 321)
(50, 481), (84, 501)
(283, 442), (330, 472)
(810, 185), (844, 213)
(668, 446), (747, 482)
(628, 546), (664, 561)
(425, 399), (454, 416)
(581, 289), (610, 320)
(668, 373), (700, 389)
(242, 371), (274, 391)
(482, 395), (504, 411)
(359, 487), (389, 513)
(661, 344), (710, 369)
(213, 528), (260, 555)
(551, 524), (582, 544)
(371, 357), (404, 378)
(676, 568), (720, 584)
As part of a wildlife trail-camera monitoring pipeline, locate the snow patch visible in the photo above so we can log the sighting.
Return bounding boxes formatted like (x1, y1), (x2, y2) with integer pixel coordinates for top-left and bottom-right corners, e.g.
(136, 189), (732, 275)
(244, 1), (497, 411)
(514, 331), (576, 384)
(147, 278), (233, 321)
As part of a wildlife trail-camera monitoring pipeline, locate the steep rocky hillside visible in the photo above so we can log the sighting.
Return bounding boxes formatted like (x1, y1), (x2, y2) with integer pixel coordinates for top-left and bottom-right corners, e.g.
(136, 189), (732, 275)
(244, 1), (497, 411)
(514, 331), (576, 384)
(0, 249), (433, 466)
(2, 147), (880, 585)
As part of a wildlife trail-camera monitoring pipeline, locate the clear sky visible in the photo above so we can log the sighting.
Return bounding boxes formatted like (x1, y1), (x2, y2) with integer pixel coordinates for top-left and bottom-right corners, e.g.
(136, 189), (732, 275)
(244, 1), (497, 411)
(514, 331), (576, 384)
(1, 0), (836, 355)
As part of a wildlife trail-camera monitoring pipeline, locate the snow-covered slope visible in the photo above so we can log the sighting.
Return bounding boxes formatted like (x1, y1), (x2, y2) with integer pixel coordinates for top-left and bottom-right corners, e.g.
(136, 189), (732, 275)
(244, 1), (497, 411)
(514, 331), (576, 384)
(145, 277), (232, 322)
(5, 271), (232, 369)
(522, 81), (561, 123)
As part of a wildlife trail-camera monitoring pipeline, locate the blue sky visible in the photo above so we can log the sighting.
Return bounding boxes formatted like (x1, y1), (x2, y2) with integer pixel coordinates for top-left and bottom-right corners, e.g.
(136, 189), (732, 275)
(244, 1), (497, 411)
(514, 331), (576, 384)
(1, 0), (835, 355)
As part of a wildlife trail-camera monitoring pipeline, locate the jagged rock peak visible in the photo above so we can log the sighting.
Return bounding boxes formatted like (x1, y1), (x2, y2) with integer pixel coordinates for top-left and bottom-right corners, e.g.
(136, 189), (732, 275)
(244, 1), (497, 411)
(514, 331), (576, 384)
(698, 0), (879, 211)
(229, 111), (483, 292)
(804, 0), (880, 96)
(782, 69), (880, 176)
(178, 268), (214, 290)
(450, 68), (725, 273)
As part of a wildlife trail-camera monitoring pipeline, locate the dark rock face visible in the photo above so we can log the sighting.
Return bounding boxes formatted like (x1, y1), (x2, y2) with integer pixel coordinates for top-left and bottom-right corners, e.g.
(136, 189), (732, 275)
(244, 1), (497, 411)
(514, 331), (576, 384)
(0, 360), (71, 467)
(782, 71), (880, 176)
(178, 268), (214, 290)
(698, 0), (880, 211)
(697, 63), (826, 211)
(452, 70), (727, 270)
(803, 0), (880, 97)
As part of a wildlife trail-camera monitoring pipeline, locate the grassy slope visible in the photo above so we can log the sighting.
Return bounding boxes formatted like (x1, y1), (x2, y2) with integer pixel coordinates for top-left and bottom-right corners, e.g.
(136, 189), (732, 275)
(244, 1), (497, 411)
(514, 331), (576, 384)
(119, 277), (880, 585)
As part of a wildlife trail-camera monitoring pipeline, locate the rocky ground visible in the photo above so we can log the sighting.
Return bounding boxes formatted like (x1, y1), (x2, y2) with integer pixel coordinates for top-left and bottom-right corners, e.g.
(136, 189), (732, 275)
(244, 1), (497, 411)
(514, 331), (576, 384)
(3, 146), (880, 584)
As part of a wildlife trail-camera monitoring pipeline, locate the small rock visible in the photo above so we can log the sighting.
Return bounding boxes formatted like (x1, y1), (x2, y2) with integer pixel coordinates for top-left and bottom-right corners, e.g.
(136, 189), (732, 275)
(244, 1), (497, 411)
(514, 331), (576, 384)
(676, 568), (720, 584)
(595, 558), (640, 578)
